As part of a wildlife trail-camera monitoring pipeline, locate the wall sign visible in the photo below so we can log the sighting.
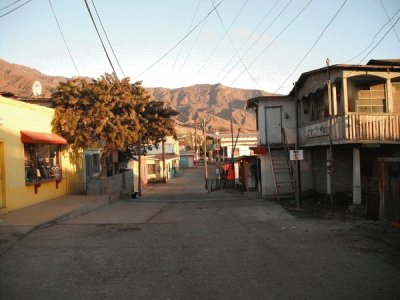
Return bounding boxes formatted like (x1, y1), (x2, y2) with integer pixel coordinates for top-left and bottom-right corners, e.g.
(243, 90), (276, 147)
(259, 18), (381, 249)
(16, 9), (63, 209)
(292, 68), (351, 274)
(305, 121), (329, 137)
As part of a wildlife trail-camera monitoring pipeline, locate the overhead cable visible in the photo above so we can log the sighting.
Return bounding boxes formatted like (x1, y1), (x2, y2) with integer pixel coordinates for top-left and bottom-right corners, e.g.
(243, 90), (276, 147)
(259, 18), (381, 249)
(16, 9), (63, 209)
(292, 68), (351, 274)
(214, 0), (281, 81)
(344, 8), (400, 64)
(230, 0), (312, 87)
(172, 0), (202, 71)
(210, 0), (260, 88)
(380, 0), (400, 44)
(0, 0), (33, 18)
(133, 0), (225, 81)
(0, 0), (25, 11)
(48, 0), (80, 76)
(274, 0), (347, 93)
(83, 0), (118, 77)
(197, 0), (249, 74)
(91, 0), (126, 78)
(221, 0), (295, 84)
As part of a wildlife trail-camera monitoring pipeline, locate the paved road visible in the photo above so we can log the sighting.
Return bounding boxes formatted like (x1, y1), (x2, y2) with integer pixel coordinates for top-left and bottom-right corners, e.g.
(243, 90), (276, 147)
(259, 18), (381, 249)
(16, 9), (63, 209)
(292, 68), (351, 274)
(1, 167), (400, 299)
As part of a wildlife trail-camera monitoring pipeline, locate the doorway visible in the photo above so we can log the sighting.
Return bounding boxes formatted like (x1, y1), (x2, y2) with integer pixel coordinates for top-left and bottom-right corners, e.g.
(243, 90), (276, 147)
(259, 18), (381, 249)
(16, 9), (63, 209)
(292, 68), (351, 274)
(264, 106), (282, 144)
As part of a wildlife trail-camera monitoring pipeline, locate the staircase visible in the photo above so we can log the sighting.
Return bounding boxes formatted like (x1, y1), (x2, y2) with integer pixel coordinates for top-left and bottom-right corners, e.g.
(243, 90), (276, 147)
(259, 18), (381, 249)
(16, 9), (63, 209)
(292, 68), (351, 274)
(268, 129), (296, 200)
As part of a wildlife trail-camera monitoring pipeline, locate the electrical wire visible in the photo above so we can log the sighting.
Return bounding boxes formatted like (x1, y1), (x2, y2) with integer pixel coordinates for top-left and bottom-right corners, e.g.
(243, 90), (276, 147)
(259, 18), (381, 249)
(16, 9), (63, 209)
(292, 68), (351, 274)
(172, 0), (202, 71)
(230, 0), (312, 87)
(83, 0), (117, 77)
(91, 0), (125, 78)
(220, 0), (294, 84)
(0, 0), (33, 18)
(133, 0), (225, 81)
(345, 8), (400, 64)
(345, 12), (400, 79)
(0, 0), (25, 11)
(210, 0), (260, 88)
(214, 0), (281, 81)
(380, 0), (400, 44)
(274, 0), (347, 93)
(48, 0), (80, 76)
(197, 0), (249, 75)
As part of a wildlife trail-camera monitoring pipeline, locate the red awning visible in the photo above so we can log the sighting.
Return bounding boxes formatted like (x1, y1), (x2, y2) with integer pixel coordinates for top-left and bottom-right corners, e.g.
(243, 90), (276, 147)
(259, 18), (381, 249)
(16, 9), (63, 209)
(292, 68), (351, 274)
(20, 130), (67, 145)
(252, 146), (267, 155)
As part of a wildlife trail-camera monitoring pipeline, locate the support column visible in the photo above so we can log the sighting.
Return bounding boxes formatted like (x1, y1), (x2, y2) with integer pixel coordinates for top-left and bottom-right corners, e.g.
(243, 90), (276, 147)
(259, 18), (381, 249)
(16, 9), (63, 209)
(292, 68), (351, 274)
(332, 84), (338, 115)
(386, 78), (393, 113)
(352, 147), (362, 205)
(342, 77), (348, 114)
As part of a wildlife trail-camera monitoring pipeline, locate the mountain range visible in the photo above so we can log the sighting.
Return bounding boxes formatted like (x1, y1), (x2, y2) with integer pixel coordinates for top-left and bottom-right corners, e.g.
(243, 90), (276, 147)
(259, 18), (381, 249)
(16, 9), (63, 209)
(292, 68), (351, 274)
(0, 59), (272, 133)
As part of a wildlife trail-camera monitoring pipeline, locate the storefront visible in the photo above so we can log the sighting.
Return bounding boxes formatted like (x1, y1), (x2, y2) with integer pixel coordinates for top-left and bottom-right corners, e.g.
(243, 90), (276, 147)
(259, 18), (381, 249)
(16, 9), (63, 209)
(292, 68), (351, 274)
(0, 96), (79, 212)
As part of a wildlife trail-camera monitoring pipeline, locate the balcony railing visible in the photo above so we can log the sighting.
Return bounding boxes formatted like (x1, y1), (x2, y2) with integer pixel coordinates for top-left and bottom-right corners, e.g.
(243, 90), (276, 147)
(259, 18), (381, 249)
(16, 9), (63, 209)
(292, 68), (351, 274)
(300, 113), (400, 146)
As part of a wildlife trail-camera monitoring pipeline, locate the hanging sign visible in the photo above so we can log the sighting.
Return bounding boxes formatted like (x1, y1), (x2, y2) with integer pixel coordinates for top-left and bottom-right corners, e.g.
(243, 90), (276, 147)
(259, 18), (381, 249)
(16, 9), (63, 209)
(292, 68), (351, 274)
(290, 150), (303, 161)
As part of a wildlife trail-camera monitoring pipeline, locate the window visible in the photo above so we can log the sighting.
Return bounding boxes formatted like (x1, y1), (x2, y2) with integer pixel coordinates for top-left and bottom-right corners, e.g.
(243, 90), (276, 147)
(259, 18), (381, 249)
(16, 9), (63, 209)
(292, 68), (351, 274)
(147, 163), (156, 175)
(24, 144), (62, 184)
(356, 83), (386, 113)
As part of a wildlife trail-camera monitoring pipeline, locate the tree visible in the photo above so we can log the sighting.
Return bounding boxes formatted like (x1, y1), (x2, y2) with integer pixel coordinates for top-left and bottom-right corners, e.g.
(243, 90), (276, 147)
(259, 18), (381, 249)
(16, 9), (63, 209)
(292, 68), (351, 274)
(51, 73), (178, 176)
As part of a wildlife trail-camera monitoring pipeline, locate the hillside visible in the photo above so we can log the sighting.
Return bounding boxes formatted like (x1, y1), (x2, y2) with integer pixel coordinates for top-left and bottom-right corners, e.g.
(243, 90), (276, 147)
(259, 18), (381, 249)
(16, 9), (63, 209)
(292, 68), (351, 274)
(0, 59), (271, 133)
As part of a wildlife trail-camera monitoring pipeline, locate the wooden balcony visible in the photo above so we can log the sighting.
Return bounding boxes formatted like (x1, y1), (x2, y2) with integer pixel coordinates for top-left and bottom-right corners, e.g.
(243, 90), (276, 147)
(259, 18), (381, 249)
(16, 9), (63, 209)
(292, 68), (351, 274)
(299, 113), (400, 146)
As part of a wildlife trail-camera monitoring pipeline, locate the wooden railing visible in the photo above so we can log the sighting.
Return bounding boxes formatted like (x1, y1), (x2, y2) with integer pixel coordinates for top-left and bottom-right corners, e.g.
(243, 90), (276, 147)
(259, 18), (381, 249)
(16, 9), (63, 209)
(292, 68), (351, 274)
(300, 113), (400, 145)
(343, 113), (400, 141)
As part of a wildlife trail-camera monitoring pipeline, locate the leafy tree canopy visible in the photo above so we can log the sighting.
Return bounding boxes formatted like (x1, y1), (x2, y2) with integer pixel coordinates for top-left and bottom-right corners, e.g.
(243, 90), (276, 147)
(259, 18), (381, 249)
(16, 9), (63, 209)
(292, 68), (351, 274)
(51, 73), (179, 175)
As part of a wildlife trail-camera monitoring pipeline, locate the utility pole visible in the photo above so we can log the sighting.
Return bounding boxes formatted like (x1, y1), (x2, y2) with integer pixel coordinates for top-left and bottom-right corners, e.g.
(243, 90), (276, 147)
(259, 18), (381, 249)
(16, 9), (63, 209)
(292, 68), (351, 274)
(194, 122), (198, 166)
(162, 140), (167, 183)
(203, 118), (208, 188)
(326, 58), (334, 212)
(294, 82), (301, 210)
(138, 135), (142, 197)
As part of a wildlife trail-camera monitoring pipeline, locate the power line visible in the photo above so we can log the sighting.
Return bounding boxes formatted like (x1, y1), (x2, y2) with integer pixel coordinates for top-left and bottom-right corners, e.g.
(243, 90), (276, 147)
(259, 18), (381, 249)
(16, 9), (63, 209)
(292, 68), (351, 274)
(230, 0), (312, 87)
(133, 0), (225, 81)
(179, 8), (209, 73)
(172, 0), (202, 71)
(197, 0), (249, 75)
(274, 0), (347, 93)
(380, 0), (400, 44)
(353, 13), (400, 68)
(91, 0), (126, 78)
(344, 8), (400, 64)
(220, 0), (294, 84)
(0, 0), (25, 11)
(48, 0), (80, 76)
(210, 0), (260, 88)
(214, 0), (281, 81)
(0, 0), (33, 18)
(83, 0), (118, 77)
(343, 12), (400, 81)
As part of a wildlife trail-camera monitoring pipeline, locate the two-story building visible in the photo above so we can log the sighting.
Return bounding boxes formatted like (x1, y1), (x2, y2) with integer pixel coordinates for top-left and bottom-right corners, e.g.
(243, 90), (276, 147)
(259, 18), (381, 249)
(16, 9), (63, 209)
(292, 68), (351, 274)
(247, 59), (400, 212)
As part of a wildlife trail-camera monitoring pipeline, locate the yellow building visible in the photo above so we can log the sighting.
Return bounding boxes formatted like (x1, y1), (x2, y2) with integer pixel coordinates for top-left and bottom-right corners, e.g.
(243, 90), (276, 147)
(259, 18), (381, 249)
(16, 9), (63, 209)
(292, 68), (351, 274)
(0, 96), (82, 212)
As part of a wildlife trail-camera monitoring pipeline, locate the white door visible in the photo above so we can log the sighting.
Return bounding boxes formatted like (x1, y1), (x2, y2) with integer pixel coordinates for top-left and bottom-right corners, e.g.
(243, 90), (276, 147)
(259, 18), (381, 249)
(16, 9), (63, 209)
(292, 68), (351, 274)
(265, 107), (282, 144)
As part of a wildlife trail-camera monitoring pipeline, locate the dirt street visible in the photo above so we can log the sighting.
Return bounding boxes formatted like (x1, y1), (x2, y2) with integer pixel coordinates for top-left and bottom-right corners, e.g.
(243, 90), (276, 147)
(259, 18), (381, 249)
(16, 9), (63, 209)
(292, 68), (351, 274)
(1, 166), (399, 299)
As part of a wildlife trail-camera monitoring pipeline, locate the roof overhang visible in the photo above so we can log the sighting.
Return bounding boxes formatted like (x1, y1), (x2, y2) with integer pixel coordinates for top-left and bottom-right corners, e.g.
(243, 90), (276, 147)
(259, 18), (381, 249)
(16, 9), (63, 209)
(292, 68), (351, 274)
(20, 130), (67, 144)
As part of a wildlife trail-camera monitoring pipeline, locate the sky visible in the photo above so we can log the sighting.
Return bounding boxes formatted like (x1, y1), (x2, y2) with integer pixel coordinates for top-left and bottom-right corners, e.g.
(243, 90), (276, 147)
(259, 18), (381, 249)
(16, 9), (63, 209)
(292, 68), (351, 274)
(1, 0), (400, 94)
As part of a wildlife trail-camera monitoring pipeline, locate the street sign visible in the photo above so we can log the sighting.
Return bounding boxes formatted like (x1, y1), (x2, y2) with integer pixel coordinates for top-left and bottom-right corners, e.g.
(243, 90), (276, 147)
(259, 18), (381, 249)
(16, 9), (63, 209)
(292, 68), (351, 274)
(290, 150), (303, 160)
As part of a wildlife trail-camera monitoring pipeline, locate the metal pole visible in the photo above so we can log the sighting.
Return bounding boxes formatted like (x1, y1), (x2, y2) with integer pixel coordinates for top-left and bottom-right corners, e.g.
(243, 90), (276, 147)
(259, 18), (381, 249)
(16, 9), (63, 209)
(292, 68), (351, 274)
(203, 118), (208, 187)
(327, 58), (334, 212)
(138, 135), (142, 197)
(162, 140), (166, 182)
(294, 82), (301, 209)
(194, 122), (198, 167)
